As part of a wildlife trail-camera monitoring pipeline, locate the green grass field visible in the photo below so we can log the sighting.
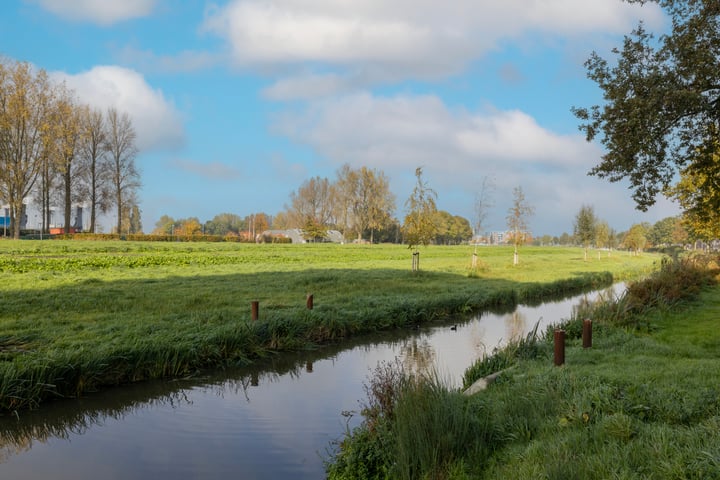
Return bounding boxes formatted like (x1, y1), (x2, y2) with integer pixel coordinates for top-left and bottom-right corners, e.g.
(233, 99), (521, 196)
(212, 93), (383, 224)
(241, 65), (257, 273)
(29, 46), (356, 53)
(0, 240), (660, 410)
(471, 286), (720, 479)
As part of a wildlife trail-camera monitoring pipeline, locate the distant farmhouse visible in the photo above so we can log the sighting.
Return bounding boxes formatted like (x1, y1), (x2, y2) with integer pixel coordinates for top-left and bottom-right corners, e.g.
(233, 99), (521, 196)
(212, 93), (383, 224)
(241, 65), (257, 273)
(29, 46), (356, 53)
(259, 229), (344, 244)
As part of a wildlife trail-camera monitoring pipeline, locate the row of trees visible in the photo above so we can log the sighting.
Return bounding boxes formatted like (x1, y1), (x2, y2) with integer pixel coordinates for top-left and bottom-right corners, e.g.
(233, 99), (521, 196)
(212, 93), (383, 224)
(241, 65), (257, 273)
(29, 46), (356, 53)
(153, 206), (474, 245)
(152, 167), (473, 245)
(0, 60), (141, 238)
(281, 164), (396, 243)
(573, 204), (690, 258)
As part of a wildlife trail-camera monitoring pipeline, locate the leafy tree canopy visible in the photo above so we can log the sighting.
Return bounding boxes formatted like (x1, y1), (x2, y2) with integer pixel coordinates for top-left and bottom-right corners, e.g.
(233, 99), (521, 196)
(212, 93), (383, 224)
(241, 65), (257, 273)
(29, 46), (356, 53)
(573, 0), (720, 218)
(573, 205), (597, 249)
(404, 167), (438, 251)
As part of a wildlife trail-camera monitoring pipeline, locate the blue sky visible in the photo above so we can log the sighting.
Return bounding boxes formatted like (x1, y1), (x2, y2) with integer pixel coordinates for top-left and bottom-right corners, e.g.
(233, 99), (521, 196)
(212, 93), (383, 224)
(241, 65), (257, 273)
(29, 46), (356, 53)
(1, 0), (679, 235)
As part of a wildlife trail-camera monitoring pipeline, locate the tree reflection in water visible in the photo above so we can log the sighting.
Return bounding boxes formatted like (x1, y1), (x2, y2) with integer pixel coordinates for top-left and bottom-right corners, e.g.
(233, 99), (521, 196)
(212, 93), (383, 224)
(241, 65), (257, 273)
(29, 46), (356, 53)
(505, 311), (528, 343)
(399, 337), (436, 376)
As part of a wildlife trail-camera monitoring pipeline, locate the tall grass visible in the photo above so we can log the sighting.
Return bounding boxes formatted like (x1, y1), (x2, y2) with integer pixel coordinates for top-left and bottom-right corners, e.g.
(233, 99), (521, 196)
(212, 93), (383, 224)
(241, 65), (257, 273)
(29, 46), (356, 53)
(327, 362), (499, 480)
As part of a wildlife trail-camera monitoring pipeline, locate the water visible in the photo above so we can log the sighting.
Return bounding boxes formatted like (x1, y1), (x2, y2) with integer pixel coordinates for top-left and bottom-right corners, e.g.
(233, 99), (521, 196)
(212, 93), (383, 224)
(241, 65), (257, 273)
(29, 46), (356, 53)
(0, 283), (623, 479)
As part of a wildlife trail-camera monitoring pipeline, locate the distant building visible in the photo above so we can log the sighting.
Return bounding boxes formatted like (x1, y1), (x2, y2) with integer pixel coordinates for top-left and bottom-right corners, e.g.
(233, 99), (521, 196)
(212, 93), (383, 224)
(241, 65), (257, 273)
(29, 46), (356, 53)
(259, 229), (344, 244)
(489, 231), (506, 245)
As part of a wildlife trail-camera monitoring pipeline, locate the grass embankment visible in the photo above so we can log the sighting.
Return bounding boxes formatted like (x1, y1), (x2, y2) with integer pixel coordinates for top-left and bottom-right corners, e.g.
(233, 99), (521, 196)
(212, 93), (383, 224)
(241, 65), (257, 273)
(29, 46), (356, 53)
(0, 241), (658, 411)
(326, 254), (720, 479)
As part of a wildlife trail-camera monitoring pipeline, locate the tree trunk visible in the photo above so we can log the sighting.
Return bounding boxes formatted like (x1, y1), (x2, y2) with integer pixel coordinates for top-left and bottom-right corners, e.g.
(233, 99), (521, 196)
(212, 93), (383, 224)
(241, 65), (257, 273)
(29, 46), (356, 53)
(64, 162), (72, 234)
(116, 189), (122, 234)
(10, 195), (23, 239)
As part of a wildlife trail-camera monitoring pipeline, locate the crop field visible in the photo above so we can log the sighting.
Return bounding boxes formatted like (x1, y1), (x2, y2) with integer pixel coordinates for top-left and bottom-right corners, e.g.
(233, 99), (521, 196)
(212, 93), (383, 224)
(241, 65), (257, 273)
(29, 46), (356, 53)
(0, 240), (660, 410)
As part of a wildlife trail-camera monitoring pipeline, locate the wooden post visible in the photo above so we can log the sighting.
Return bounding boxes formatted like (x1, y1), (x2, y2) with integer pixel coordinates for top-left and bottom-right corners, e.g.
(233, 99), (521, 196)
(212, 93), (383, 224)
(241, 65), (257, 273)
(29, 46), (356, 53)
(251, 300), (259, 321)
(306, 293), (314, 310)
(412, 251), (420, 272)
(582, 319), (592, 348)
(554, 329), (565, 366)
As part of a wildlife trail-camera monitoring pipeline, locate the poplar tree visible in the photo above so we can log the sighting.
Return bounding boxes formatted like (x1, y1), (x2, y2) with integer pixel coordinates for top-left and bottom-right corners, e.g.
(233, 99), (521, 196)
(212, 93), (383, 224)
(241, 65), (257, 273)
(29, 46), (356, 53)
(106, 107), (140, 235)
(573, 205), (597, 261)
(78, 107), (110, 233)
(0, 61), (56, 238)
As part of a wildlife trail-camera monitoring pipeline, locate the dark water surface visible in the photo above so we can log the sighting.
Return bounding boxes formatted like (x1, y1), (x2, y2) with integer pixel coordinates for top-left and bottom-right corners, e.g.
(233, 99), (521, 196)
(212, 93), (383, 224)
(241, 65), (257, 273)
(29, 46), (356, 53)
(0, 284), (623, 479)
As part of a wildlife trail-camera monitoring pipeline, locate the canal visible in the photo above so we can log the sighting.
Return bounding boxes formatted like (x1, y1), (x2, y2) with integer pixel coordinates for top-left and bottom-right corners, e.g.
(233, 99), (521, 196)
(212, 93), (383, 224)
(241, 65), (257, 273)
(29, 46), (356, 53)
(0, 283), (623, 479)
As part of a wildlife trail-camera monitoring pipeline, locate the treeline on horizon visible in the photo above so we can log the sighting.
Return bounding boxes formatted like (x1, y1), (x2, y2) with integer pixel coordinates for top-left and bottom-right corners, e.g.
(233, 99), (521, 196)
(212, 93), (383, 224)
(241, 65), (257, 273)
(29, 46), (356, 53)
(152, 164), (474, 245)
(150, 164), (692, 251)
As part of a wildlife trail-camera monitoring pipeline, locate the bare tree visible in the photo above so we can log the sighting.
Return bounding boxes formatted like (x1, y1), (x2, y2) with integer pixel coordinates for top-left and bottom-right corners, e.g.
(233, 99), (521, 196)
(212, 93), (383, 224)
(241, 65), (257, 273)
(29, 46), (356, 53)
(472, 175), (495, 268)
(473, 176), (495, 239)
(105, 107), (140, 234)
(288, 176), (335, 228)
(334, 165), (396, 242)
(53, 88), (85, 233)
(352, 167), (395, 243)
(506, 186), (534, 266)
(78, 107), (110, 233)
(333, 163), (357, 239)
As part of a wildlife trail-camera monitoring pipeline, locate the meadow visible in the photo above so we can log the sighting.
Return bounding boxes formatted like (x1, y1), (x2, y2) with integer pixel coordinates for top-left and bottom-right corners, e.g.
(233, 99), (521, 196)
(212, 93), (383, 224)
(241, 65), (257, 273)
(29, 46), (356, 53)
(0, 240), (659, 410)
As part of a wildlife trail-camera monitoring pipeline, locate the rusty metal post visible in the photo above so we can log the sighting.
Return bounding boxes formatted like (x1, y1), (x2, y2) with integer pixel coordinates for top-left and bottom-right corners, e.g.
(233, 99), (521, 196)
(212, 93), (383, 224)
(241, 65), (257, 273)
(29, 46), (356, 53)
(306, 293), (314, 310)
(582, 319), (593, 348)
(554, 329), (565, 366)
(251, 300), (259, 321)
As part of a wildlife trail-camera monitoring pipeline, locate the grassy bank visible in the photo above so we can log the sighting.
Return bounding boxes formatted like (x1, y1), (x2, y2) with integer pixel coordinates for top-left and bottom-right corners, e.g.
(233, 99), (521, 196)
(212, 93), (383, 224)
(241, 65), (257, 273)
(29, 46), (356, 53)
(0, 241), (658, 411)
(326, 254), (719, 479)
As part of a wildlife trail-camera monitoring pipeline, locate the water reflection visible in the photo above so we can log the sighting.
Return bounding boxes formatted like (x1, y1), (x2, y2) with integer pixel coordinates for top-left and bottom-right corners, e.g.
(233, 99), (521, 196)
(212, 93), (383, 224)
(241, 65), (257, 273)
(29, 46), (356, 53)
(399, 337), (436, 376)
(0, 282), (626, 479)
(505, 311), (528, 343)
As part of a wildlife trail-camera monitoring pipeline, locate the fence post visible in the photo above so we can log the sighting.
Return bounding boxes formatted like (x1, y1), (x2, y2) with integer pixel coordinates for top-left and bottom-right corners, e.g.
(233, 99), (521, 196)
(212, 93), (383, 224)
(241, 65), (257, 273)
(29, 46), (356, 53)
(554, 329), (565, 366)
(251, 300), (259, 321)
(306, 293), (314, 310)
(582, 319), (593, 348)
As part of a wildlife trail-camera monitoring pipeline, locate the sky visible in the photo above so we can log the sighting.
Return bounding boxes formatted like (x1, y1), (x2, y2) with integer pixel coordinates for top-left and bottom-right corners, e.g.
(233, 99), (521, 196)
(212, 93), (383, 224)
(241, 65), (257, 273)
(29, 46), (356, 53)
(0, 0), (681, 236)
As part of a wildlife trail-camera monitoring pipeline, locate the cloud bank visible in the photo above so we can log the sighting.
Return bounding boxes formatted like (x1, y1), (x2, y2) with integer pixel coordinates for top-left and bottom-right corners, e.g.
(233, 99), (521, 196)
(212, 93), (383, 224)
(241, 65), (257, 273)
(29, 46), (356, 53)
(272, 92), (676, 233)
(30, 0), (158, 25)
(204, 0), (665, 98)
(53, 66), (185, 151)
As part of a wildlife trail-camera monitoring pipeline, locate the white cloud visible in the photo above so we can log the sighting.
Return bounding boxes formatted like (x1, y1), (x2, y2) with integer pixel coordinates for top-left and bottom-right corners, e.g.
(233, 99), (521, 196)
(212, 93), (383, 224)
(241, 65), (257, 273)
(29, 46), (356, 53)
(115, 46), (223, 74)
(169, 159), (241, 180)
(262, 72), (348, 100)
(53, 66), (185, 151)
(204, 0), (665, 98)
(274, 92), (598, 171)
(272, 92), (678, 233)
(30, 0), (158, 25)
